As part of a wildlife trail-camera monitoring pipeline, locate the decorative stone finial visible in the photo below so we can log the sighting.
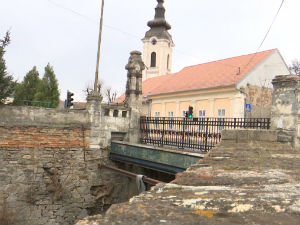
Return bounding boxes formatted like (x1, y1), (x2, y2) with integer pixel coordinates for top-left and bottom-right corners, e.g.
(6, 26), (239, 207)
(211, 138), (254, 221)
(86, 90), (102, 102)
(125, 51), (145, 76)
(125, 51), (145, 101)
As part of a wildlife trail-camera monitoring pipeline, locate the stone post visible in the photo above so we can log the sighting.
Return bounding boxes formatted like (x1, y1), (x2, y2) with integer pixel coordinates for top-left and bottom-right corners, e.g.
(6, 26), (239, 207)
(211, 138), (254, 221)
(86, 91), (103, 149)
(271, 75), (300, 148)
(124, 51), (145, 143)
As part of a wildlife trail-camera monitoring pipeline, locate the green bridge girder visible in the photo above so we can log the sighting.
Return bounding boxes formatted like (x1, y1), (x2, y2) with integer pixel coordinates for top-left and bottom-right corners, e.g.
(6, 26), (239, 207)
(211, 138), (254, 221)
(110, 141), (204, 174)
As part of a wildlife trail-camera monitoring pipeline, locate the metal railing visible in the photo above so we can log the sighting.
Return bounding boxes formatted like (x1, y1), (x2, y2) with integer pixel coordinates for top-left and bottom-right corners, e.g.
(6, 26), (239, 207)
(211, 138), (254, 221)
(140, 117), (270, 152)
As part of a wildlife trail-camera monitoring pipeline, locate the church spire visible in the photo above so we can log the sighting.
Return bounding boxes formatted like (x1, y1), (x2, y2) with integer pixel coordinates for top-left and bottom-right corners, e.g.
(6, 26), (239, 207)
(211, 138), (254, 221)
(143, 0), (172, 41)
(142, 0), (174, 81)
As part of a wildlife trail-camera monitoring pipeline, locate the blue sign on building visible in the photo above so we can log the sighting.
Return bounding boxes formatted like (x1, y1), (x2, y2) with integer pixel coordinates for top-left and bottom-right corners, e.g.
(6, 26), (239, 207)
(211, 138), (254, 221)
(245, 104), (251, 112)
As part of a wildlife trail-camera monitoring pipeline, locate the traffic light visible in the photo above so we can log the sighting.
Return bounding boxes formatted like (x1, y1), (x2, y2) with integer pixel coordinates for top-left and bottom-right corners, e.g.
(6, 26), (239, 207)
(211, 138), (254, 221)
(188, 106), (193, 118)
(65, 90), (74, 108)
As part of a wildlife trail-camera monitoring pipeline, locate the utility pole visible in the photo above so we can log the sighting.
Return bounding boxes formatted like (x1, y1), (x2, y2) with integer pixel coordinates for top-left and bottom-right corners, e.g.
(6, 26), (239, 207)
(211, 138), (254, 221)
(94, 0), (105, 92)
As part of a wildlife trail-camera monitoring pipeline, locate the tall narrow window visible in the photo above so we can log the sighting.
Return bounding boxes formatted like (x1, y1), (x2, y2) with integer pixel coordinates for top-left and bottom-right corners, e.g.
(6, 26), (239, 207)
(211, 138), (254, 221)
(168, 111), (174, 129)
(198, 110), (206, 118)
(167, 54), (170, 70)
(154, 111), (160, 129)
(150, 52), (156, 67)
(217, 109), (226, 131)
(198, 109), (206, 131)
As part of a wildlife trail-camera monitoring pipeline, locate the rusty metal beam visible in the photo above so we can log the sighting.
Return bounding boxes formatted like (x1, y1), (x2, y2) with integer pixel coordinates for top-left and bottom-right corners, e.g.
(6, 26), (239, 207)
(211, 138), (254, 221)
(100, 165), (166, 185)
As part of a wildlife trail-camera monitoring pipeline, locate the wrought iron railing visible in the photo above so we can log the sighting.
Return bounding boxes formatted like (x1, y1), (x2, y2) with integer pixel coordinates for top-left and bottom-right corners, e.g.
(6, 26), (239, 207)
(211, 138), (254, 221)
(140, 117), (270, 152)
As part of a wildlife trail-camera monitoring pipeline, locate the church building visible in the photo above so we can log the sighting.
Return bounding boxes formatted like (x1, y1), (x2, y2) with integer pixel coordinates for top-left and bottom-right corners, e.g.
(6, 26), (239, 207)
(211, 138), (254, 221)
(116, 0), (290, 119)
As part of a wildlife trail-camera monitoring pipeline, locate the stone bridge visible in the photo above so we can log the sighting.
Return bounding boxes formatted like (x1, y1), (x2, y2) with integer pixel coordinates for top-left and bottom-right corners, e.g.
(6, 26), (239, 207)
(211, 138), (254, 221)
(0, 48), (299, 225)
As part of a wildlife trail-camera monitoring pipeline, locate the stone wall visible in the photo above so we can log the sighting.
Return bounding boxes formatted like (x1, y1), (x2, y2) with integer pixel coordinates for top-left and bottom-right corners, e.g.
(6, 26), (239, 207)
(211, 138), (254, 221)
(271, 75), (300, 148)
(0, 105), (89, 127)
(0, 104), (137, 225)
(0, 51), (145, 225)
(85, 94), (131, 149)
(240, 85), (272, 118)
(221, 129), (277, 143)
(0, 146), (136, 225)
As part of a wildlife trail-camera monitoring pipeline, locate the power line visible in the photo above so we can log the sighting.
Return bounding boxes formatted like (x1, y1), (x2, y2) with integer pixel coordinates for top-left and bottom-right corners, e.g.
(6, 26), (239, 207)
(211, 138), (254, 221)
(47, 0), (224, 67)
(256, 0), (285, 52)
(47, 0), (139, 38)
(47, 0), (96, 23)
(243, 0), (285, 70)
(48, 0), (281, 74)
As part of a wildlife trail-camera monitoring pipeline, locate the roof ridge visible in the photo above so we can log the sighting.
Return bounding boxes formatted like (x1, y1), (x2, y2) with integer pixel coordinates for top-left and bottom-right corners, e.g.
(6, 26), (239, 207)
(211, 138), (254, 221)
(139, 48), (278, 97)
(179, 49), (276, 71)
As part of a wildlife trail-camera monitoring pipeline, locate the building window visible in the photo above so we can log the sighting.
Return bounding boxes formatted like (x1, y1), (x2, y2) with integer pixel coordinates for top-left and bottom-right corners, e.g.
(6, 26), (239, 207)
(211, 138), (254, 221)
(154, 111), (160, 129)
(198, 109), (206, 131)
(168, 111), (174, 129)
(198, 109), (206, 118)
(150, 52), (156, 67)
(122, 111), (127, 118)
(217, 109), (226, 131)
(167, 54), (170, 70)
(218, 109), (225, 117)
(168, 111), (174, 117)
(104, 109), (110, 116)
(182, 110), (188, 129)
(113, 110), (119, 117)
(155, 111), (160, 117)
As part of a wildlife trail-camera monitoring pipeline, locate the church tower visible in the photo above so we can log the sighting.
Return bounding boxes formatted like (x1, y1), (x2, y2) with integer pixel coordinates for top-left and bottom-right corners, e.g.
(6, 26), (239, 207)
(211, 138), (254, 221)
(142, 0), (174, 81)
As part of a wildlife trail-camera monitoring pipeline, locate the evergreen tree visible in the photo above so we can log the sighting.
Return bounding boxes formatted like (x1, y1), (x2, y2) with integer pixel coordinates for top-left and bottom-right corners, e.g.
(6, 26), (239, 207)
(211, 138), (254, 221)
(14, 66), (41, 104)
(0, 31), (15, 104)
(35, 63), (59, 108)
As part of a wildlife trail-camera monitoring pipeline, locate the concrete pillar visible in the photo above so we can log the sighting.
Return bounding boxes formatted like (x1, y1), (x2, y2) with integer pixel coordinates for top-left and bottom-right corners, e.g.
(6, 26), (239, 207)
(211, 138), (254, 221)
(231, 94), (245, 118)
(191, 100), (196, 115)
(176, 101), (180, 117)
(271, 75), (300, 148)
(86, 91), (103, 149)
(209, 98), (214, 117)
(162, 102), (166, 117)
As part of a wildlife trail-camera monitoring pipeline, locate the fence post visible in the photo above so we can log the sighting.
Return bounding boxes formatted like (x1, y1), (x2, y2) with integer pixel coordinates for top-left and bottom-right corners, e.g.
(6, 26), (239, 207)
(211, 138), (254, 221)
(204, 118), (209, 151)
(161, 117), (165, 146)
(181, 118), (185, 149)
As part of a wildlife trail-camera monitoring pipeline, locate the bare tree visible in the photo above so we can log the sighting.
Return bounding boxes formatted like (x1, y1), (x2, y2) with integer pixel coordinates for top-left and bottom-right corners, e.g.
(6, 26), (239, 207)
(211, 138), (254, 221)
(289, 59), (300, 76)
(83, 80), (104, 97)
(104, 87), (117, 103)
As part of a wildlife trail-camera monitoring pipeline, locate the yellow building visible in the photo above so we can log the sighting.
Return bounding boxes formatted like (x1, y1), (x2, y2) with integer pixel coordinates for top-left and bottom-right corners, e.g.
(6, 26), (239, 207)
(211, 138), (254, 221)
(116, 0), (290, 119)
(140, 48), (290, 118)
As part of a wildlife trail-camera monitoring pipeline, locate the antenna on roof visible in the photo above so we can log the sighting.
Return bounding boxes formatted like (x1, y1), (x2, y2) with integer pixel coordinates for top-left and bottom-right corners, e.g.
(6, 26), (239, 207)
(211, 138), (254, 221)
(236, 67), (241, 75)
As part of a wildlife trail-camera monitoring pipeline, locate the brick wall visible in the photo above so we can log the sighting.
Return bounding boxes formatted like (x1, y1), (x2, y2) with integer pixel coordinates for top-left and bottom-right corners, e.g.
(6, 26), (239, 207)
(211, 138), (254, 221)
(0, 126), (90, 149)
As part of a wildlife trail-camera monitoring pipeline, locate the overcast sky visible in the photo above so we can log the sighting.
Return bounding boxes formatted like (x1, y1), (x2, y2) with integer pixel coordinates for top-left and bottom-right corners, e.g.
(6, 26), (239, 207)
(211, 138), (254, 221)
(1, 0), (299, 102)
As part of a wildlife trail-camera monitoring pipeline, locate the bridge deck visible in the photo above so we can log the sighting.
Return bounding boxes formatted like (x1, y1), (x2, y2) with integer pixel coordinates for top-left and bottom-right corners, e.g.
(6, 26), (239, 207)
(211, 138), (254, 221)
(110, 141), (204, 174)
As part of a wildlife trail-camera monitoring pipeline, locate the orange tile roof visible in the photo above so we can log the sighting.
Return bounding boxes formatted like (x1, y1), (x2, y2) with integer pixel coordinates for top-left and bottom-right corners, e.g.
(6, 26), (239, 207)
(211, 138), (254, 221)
(115, 49), (276, 103)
